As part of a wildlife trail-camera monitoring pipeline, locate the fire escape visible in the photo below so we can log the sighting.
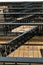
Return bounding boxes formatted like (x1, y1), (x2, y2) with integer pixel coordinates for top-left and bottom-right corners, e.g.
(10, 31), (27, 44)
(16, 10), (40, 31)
(0, 2), (43, 65)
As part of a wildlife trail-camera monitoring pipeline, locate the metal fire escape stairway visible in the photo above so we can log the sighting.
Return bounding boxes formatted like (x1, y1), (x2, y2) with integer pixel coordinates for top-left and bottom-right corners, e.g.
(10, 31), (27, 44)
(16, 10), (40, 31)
(0, 26), (38, 56)
(0, 2), (43, 64)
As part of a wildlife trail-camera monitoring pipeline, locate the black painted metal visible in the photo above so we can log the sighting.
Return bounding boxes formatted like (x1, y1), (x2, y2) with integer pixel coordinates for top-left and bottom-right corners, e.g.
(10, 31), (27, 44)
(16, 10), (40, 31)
(0, 26), (38, 45)
(0, 26), (38, 57)
(0, 2), (43, 64)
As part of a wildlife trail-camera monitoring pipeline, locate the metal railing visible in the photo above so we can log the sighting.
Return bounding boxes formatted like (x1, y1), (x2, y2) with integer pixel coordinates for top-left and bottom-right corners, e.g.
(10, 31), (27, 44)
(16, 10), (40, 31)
(0, 2), (43, 64)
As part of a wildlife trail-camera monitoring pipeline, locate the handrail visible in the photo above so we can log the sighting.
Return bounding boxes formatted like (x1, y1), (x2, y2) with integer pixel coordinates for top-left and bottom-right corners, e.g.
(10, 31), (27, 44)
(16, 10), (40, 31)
(0, 57), (43, 63)
(0, 12), (42, 14)
(0, 23), (43, 25)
